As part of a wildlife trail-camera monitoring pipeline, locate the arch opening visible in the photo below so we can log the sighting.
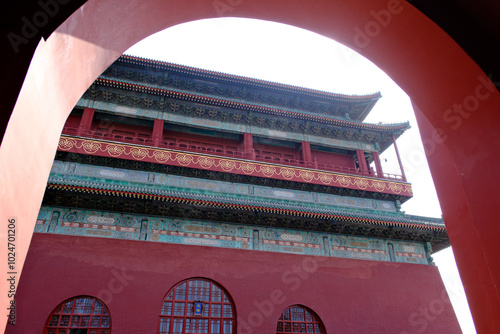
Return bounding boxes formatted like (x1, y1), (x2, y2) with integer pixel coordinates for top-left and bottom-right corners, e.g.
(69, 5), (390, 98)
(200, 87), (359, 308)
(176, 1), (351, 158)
(276, 305), (326, 334)
(2, 1), (500, 333)
(44, 296), (111, 334)
(158, 278), (236, 334)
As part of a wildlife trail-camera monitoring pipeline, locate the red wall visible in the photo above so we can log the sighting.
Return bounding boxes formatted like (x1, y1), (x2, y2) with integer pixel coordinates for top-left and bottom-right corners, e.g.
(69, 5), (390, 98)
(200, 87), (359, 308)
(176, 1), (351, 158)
(64, 115), (81, 129)
(92, 120), (153, 138)
(165, 130), (242, 151)
(7, 234), (460, 334)
(254, 143), (298, 160)
(311, 150), (355, 168)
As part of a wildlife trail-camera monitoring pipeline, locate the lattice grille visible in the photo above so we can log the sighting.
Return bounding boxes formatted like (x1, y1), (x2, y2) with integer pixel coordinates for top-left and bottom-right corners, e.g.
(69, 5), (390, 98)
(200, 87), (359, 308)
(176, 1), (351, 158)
(159, 278), (235, 334)
(276, 305), (325, 334)
(45, 296), (111, 334)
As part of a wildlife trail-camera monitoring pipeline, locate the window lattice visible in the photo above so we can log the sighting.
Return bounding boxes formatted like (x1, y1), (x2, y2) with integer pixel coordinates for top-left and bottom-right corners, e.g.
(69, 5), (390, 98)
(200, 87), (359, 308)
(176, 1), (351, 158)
(159, 278), (235, 334)
(276, 305), (325, 334)
(45, 296), (111, 334)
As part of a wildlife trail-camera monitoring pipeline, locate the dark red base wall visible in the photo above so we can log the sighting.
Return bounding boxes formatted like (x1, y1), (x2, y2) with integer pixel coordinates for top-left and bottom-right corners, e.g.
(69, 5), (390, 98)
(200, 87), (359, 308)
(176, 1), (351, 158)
(6, 234), (461, 334)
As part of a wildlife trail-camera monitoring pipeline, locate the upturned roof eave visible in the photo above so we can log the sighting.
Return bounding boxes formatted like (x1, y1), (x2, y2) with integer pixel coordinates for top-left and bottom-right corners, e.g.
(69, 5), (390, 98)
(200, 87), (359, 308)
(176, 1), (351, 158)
(117, 54), (383, 104)
(376, 124), (411, 155)
(94, 77), (410, 134)
(46, 179), (444, 233)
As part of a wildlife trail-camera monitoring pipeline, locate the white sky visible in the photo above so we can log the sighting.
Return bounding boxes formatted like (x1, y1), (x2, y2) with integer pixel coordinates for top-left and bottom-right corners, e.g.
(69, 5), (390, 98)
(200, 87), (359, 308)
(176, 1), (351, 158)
(125, 17), (475, 333)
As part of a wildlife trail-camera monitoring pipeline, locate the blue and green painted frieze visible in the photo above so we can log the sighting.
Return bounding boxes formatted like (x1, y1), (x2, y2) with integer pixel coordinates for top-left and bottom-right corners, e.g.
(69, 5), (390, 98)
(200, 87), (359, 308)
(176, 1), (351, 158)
(36, 206), (431, 265)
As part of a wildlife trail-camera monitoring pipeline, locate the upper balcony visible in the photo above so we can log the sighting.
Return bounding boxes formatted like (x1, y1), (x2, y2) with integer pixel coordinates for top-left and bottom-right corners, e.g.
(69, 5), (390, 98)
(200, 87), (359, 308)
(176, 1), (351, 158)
(62, 126), (404, 181)
(59, 125), (412, 200)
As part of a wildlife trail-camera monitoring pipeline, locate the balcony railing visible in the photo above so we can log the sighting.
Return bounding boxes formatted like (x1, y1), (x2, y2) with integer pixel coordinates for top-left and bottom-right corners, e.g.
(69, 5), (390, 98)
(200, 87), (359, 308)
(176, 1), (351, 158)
(78, 129), (155, 145)
(63, 127), (404, 181)
(158, 140), (251, 160)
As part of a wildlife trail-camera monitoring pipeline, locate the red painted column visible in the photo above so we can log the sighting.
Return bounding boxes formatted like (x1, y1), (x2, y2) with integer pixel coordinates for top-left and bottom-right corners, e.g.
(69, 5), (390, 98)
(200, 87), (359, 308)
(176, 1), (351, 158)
(391, 134), (407, 182)
(243, 133), (254, 159)
(372, 151), (384, 178)
(152, 119), (164, 147)
(356, 149), (368, 174)
(301, 141), (312, 163)
(77, 107), (94, 136)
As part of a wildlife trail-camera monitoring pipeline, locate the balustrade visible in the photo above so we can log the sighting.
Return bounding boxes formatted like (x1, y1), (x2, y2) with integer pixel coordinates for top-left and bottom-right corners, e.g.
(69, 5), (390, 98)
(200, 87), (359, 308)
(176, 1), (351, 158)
(63, 127), (404, 181)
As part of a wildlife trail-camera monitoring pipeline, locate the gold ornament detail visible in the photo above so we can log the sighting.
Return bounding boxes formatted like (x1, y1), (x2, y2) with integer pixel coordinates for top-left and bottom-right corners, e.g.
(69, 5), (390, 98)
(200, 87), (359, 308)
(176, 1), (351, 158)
(58, 138), (77, 150)
(219, 160), (236, 171)
(106, 144), (126, 157)
(319, 173), (334, 184)
(198, 156), (215, 169)
(353, 178), (369, 189)
(372, 180), (386, 192)
(82, 141), (101, 154)
(240, 162), (256, 174)
(176, 154), (193, 166)
(130, 148), (148, 160)
(299, 171), (315, 182)
(389, 183), (403, 194)
(336, 175), (351, 187)
(153, 151), (171, 163)
(280, 168), (296, 180)
(261, 165), (276, 177)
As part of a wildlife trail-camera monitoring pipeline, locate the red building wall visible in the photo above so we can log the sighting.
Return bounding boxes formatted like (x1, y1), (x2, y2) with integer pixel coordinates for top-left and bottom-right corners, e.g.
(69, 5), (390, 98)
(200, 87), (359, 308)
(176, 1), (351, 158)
(64, 115), (81, 129)
(254, 142), (299, 160)
(93, 120), (153, 138)
(165, 130), (242, 151)
(311, 150), (355, 168)
(7, 234), (461, 334)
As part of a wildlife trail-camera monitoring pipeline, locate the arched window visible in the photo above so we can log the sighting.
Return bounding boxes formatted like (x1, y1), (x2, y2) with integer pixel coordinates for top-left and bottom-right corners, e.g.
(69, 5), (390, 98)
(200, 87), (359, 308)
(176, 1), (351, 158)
(276, 305), (325, 334)
(159, 278), (236, 334)
(44, 296), (111, 334)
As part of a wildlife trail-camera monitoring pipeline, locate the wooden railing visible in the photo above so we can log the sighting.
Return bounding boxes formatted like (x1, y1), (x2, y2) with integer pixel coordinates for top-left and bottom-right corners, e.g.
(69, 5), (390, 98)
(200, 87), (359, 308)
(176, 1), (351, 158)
(79, 129), (155, 145)
(63, 127), (404, 181)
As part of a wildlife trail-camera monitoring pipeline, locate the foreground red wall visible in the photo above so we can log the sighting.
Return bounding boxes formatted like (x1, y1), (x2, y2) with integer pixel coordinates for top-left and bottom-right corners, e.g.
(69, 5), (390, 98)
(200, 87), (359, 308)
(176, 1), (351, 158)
(6, 233), (460, 334)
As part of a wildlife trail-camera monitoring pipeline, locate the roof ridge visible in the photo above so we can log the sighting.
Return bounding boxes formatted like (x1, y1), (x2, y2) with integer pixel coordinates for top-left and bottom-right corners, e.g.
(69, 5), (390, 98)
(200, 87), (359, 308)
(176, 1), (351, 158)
(119, 54), (382, 102)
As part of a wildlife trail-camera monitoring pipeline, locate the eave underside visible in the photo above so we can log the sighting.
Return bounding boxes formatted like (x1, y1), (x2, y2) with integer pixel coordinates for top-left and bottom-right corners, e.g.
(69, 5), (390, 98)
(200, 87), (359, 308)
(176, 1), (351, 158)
(41, 187), (449, 253)
(48, 152), (449, 252)
(90, 78), (409, 135)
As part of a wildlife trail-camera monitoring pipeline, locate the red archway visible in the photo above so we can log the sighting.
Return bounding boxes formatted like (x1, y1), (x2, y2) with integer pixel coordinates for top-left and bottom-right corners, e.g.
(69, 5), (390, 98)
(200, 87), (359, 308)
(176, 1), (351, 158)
(1, 0), (499, 332)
